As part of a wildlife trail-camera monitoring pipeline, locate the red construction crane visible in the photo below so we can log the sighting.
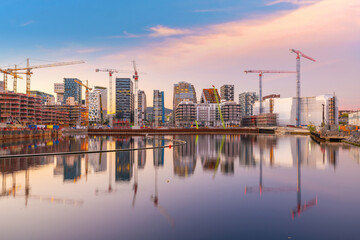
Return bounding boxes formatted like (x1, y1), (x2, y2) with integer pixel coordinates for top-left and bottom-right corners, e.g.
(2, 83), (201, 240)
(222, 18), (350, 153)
(96, 66), (144, 116)
(244, 70), (296, 115)
(289, 49), (316, 127)
(6, 58), (85, 94)
(133, 60), (139, 128)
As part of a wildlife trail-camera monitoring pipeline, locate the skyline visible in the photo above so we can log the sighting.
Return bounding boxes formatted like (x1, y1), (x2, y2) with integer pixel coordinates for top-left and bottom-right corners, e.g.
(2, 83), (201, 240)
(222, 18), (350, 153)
(1, 0), (359, 109)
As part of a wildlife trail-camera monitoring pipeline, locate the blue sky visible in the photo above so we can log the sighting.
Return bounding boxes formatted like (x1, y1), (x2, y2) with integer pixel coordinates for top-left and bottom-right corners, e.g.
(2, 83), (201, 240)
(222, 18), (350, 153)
(1, 0), (359, 110)
(0, 0), (297, 60)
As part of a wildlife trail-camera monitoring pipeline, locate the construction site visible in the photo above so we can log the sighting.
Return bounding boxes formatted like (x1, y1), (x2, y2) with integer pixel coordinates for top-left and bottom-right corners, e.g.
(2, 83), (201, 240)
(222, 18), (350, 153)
(0, 49), (351, 142)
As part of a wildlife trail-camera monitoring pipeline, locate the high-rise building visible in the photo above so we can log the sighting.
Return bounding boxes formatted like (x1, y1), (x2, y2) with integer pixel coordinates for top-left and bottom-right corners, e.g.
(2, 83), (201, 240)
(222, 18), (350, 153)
(138, 90), (147, 126)
(94, 86), (107, 118)
(200, 88), (220, 104)
(175, 100), (196, 127)
(220, 85), (234, 102)
(153, 90), (165, 126)
(63, 78), (82, 105)
(239, 92), (257, 117)
(115, 78), (133, 122)
(54, 83), (64, 104)
(30, 90), (55, 105)
(89, 91), (101, 123)
(173, 81), (197, 114)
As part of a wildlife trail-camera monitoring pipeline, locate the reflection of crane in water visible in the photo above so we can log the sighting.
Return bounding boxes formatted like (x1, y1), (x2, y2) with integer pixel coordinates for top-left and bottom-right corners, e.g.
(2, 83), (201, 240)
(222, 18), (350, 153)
(1, 164), (83, 206)
(245, 146), (296, 195)
(95, 154), (114, 195)
(291, 138), (317, 219)
(150, 143), (175, 227)
(245, 138), (317, 218)
(94, 137), (119, 195)
(132, 138), (139, 206)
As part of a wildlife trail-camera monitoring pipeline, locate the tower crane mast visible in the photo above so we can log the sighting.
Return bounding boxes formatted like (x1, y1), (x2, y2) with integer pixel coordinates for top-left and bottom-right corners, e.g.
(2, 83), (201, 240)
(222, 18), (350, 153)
(133, 60), (139, 128)
(0, 68), (23, 92)
(289, 49), (316, 127)
(244, 70), (296, 115)
(95, 68), (123, 115)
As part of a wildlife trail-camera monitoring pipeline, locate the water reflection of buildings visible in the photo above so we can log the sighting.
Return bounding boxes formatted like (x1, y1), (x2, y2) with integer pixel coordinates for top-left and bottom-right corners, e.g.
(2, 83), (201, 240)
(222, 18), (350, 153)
(289, 137), (338, 169)
(63, 156), (81, 180)
(239, 135), (257, 167)
(250, 136), (338, 169)
(197, 135), (221, 171)
(221, 135), (240, 175)
(349, 147), (360, 164)
(53, 136), (86, 181)
(88, 136), (107, 172)
(137, 137), (146, 169)
(197, 135), (256, 175)
(153, 136), (164, 167)
(115, 137), (134, 182)
(173, 135), (197, 177)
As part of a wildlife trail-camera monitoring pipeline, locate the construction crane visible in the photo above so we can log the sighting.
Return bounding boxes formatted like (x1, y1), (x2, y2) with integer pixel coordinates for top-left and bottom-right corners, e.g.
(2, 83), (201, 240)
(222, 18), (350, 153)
(6, 58), (84, 95)
(95, 68), (123, 115)
(99, 93), (104, 124)
(96, 66), (145, 116)
(289, 49), (316, 127)
(0, 68), (23, 92)
(244, 70), (296, 114)
(133, 60), (139, 128)
(212, 85), (226, 129)
(74, 79), (92, 127)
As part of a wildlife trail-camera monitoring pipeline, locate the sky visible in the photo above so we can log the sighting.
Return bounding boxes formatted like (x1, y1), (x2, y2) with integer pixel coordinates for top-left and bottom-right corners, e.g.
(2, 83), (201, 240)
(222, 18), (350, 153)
(1, 0), (359, 111)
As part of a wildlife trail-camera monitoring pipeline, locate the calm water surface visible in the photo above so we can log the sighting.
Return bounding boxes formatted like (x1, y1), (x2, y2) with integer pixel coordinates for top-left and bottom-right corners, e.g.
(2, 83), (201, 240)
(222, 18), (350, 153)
(1, 134), (360, 240)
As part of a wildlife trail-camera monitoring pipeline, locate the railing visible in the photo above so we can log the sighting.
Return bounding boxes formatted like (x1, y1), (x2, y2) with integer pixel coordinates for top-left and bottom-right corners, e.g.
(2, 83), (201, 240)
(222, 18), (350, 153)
(0, 137), (186, 159)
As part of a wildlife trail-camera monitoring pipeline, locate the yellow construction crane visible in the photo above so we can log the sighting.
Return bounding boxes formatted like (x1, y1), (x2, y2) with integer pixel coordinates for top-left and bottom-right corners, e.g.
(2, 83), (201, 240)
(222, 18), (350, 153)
(74, 79), (92, 127)
(0, 68), (23, 93)
(6, 58), (84, 94)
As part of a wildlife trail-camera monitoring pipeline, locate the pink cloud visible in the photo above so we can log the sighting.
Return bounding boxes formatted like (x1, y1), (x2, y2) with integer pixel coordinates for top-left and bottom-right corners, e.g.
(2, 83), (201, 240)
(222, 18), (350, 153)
(98, 0), (359, 109)
(28, 0), (360, 111)
(148, 25), (192, 37)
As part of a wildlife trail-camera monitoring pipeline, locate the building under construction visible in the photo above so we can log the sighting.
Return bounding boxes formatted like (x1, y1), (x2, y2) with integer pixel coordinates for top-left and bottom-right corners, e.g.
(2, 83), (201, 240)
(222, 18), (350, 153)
(0, 92), (86, 127)
(0, 92), (42, 125)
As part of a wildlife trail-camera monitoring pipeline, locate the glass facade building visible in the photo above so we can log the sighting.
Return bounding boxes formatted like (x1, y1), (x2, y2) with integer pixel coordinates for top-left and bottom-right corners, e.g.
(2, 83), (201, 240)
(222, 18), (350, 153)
(63, 78), (82, 105)
(153, 90), (165, 126)
(173, 81), (197, 113)
(115, 78), (133, 122)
